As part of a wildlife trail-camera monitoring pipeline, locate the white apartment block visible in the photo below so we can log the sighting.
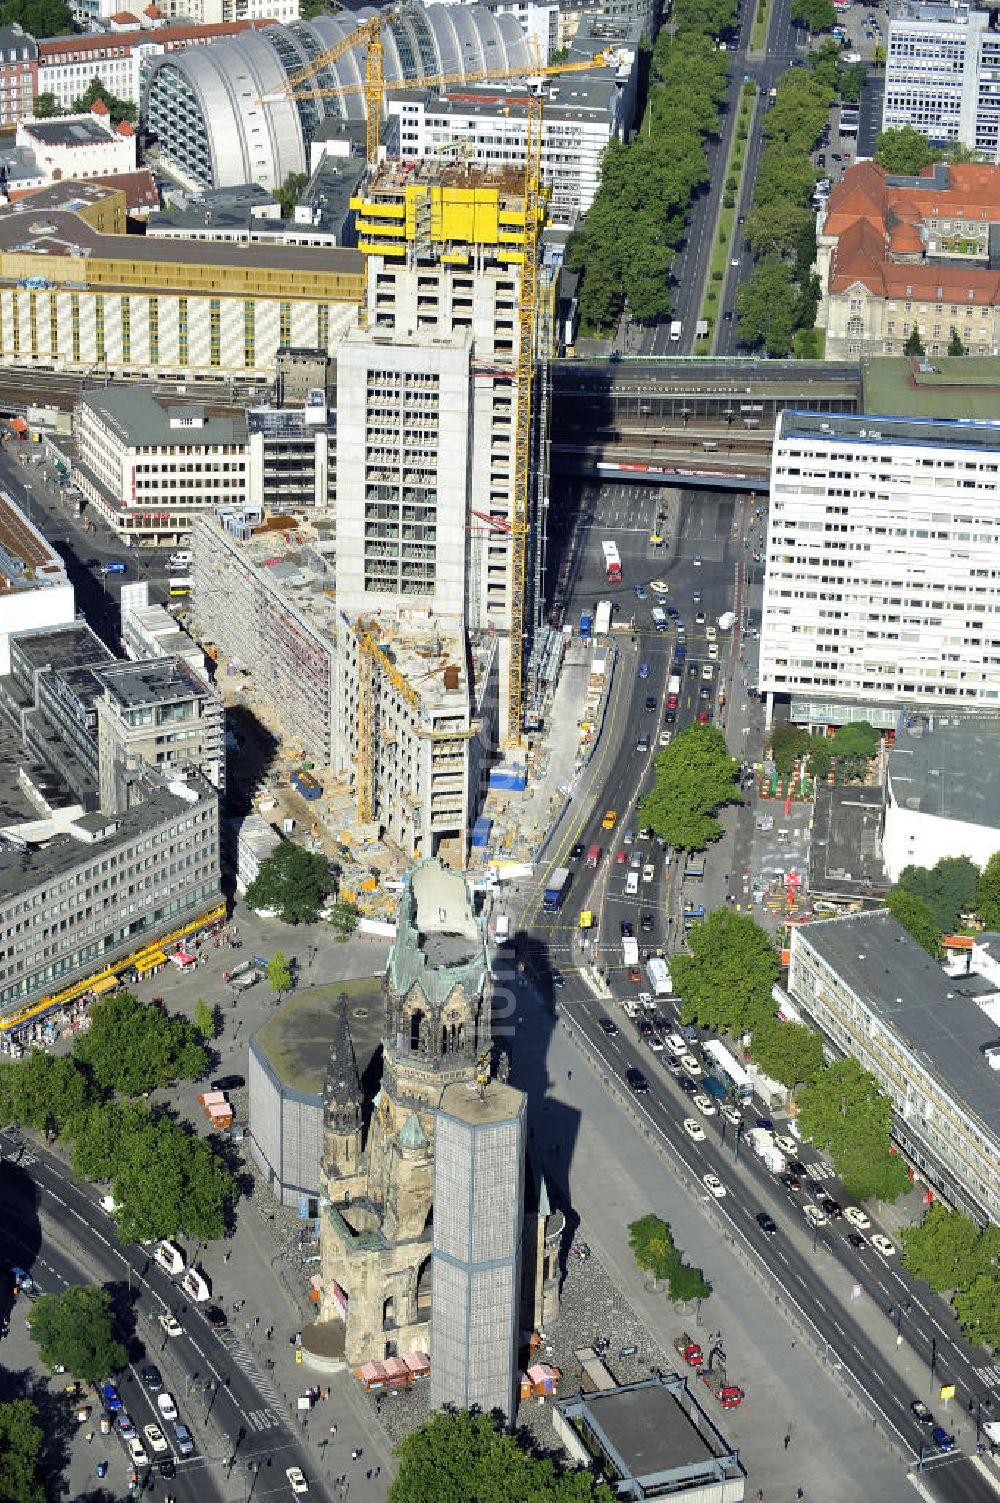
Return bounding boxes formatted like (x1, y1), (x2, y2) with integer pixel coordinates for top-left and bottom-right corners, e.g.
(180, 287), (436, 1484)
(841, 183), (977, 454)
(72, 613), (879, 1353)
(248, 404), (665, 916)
(74, 387), (248, 545)
(883, 0), (1000, 158)
(36, 21), (263, 111)
(335, 329), (472, 619)
(759, 410), (1000, 718)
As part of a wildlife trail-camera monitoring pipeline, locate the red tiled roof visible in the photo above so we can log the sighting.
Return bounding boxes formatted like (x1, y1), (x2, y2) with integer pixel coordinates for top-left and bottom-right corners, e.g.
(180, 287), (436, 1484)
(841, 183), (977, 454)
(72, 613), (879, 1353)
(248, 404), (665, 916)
(111, 10), (137, 20)
(115, 119), (135, 136)
(91, 97), (109, 114)
(90, 167), (158, 210)
(36, 18), (269, 59)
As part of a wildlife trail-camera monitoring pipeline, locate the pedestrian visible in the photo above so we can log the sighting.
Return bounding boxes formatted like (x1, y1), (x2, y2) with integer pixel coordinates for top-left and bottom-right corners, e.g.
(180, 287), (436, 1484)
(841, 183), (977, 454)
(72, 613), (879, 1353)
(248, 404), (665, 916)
(366, 1470), (372, 1481)
(783, 1433), (790, 1450)
(255, 1315), (260, 1328)
(351, 1449), (360, 1461)
(86, 1432), (94, 1444)
(329, 1424), (337, 1436)
(374, 1467), (380, 1479)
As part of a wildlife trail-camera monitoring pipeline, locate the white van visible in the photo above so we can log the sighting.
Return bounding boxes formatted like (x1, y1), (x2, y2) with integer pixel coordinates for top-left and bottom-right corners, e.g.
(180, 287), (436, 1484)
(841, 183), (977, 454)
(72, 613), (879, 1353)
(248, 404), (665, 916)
(651, 607), (668, 632)
(625, 870), (639, 897)
(169, 551), (192, 569)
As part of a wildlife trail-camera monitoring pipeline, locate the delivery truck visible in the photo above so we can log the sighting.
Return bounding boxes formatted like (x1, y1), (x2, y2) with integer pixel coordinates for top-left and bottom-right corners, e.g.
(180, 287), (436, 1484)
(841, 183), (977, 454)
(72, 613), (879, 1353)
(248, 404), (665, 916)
(646, 957), (672, 996)
(594, 600), (613, 636)
(543, 867), (570, 912)
(622, 935), (640, 966)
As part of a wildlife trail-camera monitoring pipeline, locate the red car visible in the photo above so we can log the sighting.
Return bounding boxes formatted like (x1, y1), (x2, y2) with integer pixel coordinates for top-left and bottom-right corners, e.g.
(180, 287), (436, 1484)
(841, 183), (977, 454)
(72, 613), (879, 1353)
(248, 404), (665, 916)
(628, 966), (642, 983)
(616, 849), (627, 864)
(697, 711), (709, 723)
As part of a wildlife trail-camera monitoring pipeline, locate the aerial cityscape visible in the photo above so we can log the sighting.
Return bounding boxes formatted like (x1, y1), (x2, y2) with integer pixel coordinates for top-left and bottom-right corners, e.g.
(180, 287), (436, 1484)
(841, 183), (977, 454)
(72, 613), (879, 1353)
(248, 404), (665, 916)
(2, 0), (1000, 1498)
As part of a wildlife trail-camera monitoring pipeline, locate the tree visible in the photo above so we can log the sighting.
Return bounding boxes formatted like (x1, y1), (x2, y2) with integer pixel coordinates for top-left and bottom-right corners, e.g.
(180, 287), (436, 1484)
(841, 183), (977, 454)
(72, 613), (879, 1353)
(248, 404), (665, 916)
(886, 887), (941, 956)
(896, 855), (978, 933)
(27, 1285), (125, 1385)
(0, 0), (73, 37)
(245, 841), (332, 924)
(74, 991), (208, 1096)
(328, 900), (360, 940)
(751, 1016), (825, 1090)
(805, 735), (834, 780)
(267, 950), (293, 999)
(770, 723), (809, 776)
(736, 259), (799, 356)
(948, 327), (965, 355)
(790, 0), (835, 32)
(70, 75), (136, 125)
(192, 998), (217, 1042)
(70, 1099), (152, 1184)
(672, 910), (780, 1036)
(875, 125), (935, 176)
(0, 1399), (45, 1503)
(628, 1214), (711, 1302)
(640, 723), (741, 852)
(31, 91), (60, 118)
(797, 1057), (910, 1202)
(901, 1204), (998, 1293)
(903, 327), (925, 356)
(110, 1113), (235, 1242)
(274, 171), (307, 219)
(839, 62), (867, 103)
(952, 1270), (1000, 1349)
(829, 720), (878, 778)
(976, 850), (1000, 928)
(0, 1051), (96, 1138)
(389, 1409), (611, 1503)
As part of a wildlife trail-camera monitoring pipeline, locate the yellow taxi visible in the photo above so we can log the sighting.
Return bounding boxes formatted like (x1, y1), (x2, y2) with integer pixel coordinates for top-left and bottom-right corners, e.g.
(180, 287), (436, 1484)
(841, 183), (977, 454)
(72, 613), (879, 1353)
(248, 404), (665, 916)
(579, 911), (594, 929)
(601, 809), (618, 830)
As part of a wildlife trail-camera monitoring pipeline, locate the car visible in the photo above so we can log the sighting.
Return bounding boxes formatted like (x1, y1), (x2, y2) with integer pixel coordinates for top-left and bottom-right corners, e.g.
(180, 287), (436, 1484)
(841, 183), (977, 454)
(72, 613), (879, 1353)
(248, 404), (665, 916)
(143, 1424), (169, 1455)
(911, 1401), (935, 1428)
(159, 1314), (182, 1337)
(683, 1117), (706, 1141)
(620, 921), (635, 939)
(650, 579), (669, 594)
(721, 1103), (742, 1127)
(803, 1179), (824, 1199)
(210, 1074), (245, 1091)
(708, 644), (719, 660)
(773, 1133), (797, 1156)
(638, 661), (650, 679)
(723, 309), (733, 320)
(692, 1093), (716, 1116)
(664, 708), (676, 724)
(676, 621), (686, 636)
(697, 712), (709, 723)
(205, 1305), (227, 1328)
(820, 1197), (842, 1219)
(626, 1067), (649, 1094)
(788, 1159), (807, 1178)
(644, 696), (658, 714)
(703, 1174), (726, 1198)
(157, 1392), (178, 1423)
(667, 604), (679, 618)
(117, 1411), (136, 1441)
(616, 848), (627, 865)
(570, 843), (585, 860)
(687, 663), (699, 678)
(871, 1234), (896, 1256)
(705, 626), (717, 641)
(628, 966), (642, 983)
(623, 827), (636, 845)
(141, 1364), (163, 1392)
(699, 686), (711, 700)
(695, 611), (706, 625)
(693, 554), (702, 567)
(803, 1204), (828, 1228)
(932, 1426), (955, 1453)
(817, 152), (827, 167)
(99, 560), (127, 575)
(648, 1034), (665, 1053)
(847, 1232), (867, 1251)
(602, 809), (618, 830)
(96, 1461), (108, 1479)
(636, 733), (650, 753)
(100, 1382), (122, 1414)
(756, 1117), (774, 1132)
(731, 257), (740, 267)
(679, 1052), (701, 1076)
(173, 1421), (194, 1456)
(637, 991), (653, 1007)
(159, 1459), (177, 1480)
(599, 1017), (619, 1037)
(679, 1075), (697, 1095)
(641, 912), (654, 932)
(756, 1211), (778, 1236)
(287, 1467), (310, 1495)
(635, 585), (648, 600)
(844, 1206), (871, 1230)
(658, 728), (673, 747)
(128, 1437), (150, 1468)
(832, 151), (842, 161)
(778, 1172), (802, 1193)
(630, 852), (643, 869)
(642, 863), (656, 883)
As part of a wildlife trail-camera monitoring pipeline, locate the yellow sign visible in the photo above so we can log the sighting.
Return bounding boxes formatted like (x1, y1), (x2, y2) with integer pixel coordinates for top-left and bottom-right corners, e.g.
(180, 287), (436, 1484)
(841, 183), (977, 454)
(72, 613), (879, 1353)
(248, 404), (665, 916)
(939, 1384), (955, 1400)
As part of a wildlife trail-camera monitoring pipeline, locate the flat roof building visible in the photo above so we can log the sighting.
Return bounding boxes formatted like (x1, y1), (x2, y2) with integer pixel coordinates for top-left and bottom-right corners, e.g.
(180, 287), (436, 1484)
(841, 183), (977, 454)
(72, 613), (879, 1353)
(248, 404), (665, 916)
(0, 490), (74, 676)
(883, 2), (1000, 158)
(883, 710), (1000, 881)
(787, 910), (1000, 1225)
(95, 655), (225, 811)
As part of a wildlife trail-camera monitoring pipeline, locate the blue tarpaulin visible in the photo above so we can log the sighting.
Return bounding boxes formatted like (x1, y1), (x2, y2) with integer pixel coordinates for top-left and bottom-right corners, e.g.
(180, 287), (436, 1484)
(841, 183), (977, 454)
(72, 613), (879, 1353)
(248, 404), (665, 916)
(471, 816), (492, 847)
(489, 768), (527, 792)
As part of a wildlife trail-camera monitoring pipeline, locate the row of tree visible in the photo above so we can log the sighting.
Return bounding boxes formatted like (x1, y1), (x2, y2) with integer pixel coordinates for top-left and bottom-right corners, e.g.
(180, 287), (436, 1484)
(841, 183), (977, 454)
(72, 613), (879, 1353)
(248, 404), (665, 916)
(639, 722), (742, 852)
(0, 992), (235, 1241)
(887, 852), (1000, 956)
(902, 1204), (1000, 1349)
(769, 719), (879, 779)
(33, 75), (137, 125)
(566, 0), (738, 331)
(0, 1398), (45, 1503)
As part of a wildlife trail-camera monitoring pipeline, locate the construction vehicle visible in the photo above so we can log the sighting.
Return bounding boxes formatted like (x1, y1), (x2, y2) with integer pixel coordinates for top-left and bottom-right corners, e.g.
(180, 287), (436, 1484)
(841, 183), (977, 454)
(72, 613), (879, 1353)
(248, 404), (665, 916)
(673, 1333), (703, 1367)
(700, 1370), (743, 1408)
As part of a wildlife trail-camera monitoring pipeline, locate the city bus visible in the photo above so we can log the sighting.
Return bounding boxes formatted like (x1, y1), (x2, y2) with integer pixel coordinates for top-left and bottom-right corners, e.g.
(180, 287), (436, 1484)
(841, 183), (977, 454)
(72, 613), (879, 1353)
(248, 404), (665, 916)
(703, 1039), (753, 1104)
(168, 577), (192, 597)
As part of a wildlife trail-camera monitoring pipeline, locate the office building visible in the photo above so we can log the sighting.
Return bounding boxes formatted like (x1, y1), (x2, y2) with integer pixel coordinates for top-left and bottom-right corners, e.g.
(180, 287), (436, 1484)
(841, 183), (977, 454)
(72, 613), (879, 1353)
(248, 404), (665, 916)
(759, 409), (1000, 722)
(247, 398), (335, 515)
(431, 1078), (525, 1425)
(787, 911), (1000, 1226)
(883, 1), (1000, 158)
(0, 490), (74, 675)
(882, 710), (1000, 881)
(0, 26), (36, 128)
(94, 657), (225, 811)
(142, 6), (533, 192)
(74, 387), (249, 546)
(0, 182), (363, 385)
(817, 161), (1000, 359)
(16, 108), (137, 184)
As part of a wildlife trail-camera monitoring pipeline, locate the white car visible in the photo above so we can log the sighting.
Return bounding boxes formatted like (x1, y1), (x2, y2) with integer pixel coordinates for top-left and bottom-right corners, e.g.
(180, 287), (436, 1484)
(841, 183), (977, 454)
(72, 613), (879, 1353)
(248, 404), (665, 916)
(692, 1093), (717, 1117)
(844, 1206), (871, 1230)
(156, 1392), (178, 1423)
(647, 1034), (664, 1053)
(637, 992), (653, 1008)
(286, 1467), (310, 1495)
(701, 664), (714, 681)
(708, 644), (719, 660)
(705, 626), (717, 642)
(803, 1203), (828, 1228)
(666, 1034), (687, 1057)
(703, 1174), (726, 1199)
(127, 1437), (150, 1468)
(720, 1103), (742, 1127)
(679, 1053), (702, 1076)
(871, 1234), (896, 1256)
(143, 1424), (168, 1455)
(773, 1134), (798, 1157)
(158, 1314), (182, 1338)
(683, 1117), (706, 1141)
(659, 730), (673, 747)
(649, 579), (669, 594)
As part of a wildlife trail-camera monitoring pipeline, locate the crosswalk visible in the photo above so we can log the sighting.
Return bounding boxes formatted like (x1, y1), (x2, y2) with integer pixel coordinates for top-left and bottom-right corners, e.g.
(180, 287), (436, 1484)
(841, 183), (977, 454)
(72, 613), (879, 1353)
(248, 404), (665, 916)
(214, 1329), (282, 1430)
(971, 1364), (1000, 1393)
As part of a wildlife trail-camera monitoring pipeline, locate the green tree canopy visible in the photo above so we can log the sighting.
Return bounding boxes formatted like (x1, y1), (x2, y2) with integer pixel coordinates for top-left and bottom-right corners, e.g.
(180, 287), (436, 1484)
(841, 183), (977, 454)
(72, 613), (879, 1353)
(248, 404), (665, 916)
(976, 850), (1000, 928)
(751, 1016), (825, 1090)
(192, 998), (217, 1042)
(70, 1099), (151, 1184)
(875, 124), (936, 176)
(839, 63), (867, 102)
(886, 886), (941, 956)
(640, 723), (741, 851)
(901, 1204), (999, 1293)
(389, 1409), (612, 1503)
(790, 0), (835, 31)
(770, 723), (809, 775)
(267, 950), (293, 997)
(245, 841), (333, 924)
(895, 855), (978, 933)
(71, 75), (136, 124)
(672, 909), (780, 1035)
(31, 90), (60, 117)
(0, 0), (72, 37)
(274, 171), (308, 218)
(829, 720), (878, 777)
(736, 259), (799, 356)
(948, 327), (965, 355)
(952, 1271), (1000, 1349)
(27, 1285), (125, 1385)
(329, 900), (360, 939)
(0, 1399), (45, 1503)
(74, 991), (208, 1096)
(797, 1056), (910, 1201)
(628, 1214), (711, 1301)
(111, 1112), (235, 1242)
(904, 327), (925, 356)
(0, 1051), (96, 1138)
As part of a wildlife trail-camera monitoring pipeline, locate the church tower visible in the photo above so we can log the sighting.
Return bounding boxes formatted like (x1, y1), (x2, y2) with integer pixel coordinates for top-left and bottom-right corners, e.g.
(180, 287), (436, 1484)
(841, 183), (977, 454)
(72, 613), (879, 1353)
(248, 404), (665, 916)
(321, 993), (363, 1194)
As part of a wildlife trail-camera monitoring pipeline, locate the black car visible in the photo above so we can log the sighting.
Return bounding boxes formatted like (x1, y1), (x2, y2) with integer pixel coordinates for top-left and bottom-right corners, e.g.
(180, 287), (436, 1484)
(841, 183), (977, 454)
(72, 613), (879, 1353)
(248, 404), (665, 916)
(551, 968), (566, 989)
(159, 1459), (177, 1480)
(644, 696), (657, 712)
(664, 709), (676, 724)
(778, 1172), (802, 1192)
(821, 1197), (843, 1219)
(688, 663), (699, 677)
(678, 1075), (697, 1095)
(141, 1365), (163, 1393)
(788, 1159), (807, 1177)
(756, 1212), (778, 1236)
(570, 843), (585, 860)
(641, 913), (654, 933)
(211, 1074), (245, 1091)
(807, 1178), (825, 1196)
(627, 1067), (649, 1094)
(723, 310), (734, 321)
(599, 1017), (619, 1037)
(204, 1305), (227, 1329)
(621, 921), (635, 939)
(847, 1233), (867, 1251)
(910, 1400), (935, 1428)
